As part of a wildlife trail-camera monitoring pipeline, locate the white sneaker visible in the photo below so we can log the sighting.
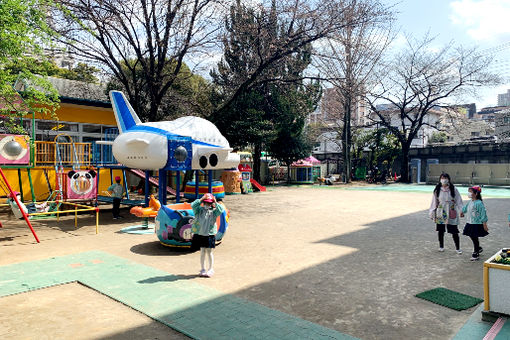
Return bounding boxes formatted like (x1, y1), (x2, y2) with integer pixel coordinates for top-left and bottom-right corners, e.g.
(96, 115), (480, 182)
(205, 269), (214, 277)
(456, 249), (463, 255)
(438, 247), (445, 252)
(198, 269), (207, 277)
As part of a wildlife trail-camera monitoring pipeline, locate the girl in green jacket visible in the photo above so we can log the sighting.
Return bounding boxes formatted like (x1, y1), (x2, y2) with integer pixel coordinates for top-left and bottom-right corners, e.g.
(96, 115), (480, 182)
(191, 193), (224, 277)
(460, 186), (488, 261)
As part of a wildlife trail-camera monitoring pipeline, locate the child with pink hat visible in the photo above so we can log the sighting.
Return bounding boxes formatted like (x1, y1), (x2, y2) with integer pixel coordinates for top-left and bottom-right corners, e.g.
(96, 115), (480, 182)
(460, 186), (489, 261)
(190, 193), (224, 277)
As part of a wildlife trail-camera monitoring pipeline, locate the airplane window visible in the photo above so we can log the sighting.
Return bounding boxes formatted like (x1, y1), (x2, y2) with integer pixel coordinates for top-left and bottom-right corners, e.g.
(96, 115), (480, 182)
(209, 154), (218, 167)
(174, 146), (187, 162)
(199, 156), (207, 168)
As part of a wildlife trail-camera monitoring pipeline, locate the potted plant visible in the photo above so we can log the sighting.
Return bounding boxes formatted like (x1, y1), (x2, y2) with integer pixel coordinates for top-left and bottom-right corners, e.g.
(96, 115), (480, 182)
(483, 249), (510, 319)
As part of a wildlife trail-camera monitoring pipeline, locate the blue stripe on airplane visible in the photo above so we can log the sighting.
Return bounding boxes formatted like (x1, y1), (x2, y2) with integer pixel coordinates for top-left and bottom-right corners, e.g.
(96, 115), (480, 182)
(112, 92), (136, 132)
(128, 125), (220, 148)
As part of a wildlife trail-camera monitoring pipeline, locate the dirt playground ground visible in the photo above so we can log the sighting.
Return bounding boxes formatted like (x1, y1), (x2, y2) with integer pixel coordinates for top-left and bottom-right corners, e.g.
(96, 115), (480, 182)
(1, 185), (510, 339)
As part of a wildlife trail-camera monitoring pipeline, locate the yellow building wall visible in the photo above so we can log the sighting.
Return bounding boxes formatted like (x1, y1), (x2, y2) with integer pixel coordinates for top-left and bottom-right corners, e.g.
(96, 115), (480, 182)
(1, 102), (128, 200)
(0, 102), (121, 200)
(2, 168), (127, 201)
(35, 103), (116, 125)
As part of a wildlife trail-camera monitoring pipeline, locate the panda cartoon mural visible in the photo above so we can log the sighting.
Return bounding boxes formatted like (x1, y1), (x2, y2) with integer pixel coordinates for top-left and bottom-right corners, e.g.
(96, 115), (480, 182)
(67, 170), (97, 199)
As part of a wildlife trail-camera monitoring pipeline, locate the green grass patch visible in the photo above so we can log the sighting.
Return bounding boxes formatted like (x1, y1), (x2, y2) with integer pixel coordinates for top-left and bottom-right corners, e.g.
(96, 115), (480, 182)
(415, 287), (483, 311)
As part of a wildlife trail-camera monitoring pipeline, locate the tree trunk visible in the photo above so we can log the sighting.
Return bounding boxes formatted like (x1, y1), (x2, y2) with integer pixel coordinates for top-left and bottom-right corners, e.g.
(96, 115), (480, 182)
(342, 95), (352, 183)
(400, 143), (411, 183)
(342, 25), (353, 183)
(253, 143), (262, 182)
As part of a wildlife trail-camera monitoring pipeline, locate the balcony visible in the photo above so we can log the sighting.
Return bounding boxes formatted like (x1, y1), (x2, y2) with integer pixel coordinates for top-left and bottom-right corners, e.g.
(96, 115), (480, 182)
(34, 141), (92, 167)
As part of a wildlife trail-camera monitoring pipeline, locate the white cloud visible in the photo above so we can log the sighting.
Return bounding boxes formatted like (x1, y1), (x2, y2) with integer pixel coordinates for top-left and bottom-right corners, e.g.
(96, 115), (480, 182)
(450, 0), (510, 42)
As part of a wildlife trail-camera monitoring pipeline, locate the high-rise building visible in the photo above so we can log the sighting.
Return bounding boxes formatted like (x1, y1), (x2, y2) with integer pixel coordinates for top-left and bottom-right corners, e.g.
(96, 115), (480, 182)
(498, 89), (510, 107)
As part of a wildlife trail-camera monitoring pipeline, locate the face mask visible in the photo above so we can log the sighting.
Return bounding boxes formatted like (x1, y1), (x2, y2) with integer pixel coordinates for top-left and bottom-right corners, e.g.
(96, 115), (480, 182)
(440, 179), (449, 185)
(467, 192), (473, 198)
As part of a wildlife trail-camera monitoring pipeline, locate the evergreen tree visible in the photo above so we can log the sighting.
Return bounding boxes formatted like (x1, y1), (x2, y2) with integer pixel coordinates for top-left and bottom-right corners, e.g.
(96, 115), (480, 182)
(211, 0), (320, 182)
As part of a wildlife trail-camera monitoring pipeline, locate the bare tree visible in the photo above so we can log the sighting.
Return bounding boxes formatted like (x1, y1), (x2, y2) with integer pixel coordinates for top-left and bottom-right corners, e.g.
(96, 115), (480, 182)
(313, 0), (394, 182)
(48, 0), (392, 123)
(49, 0), (222, 121)
(366, 35), (501, 182)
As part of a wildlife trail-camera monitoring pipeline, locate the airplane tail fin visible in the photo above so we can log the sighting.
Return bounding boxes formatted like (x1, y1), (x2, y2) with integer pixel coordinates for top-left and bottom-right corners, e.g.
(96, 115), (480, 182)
(109, 91), (142, 133)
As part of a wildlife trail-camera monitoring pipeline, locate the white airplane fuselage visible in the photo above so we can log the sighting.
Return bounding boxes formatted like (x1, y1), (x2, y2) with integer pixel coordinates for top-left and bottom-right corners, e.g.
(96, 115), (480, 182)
(109, 91), (240, 171)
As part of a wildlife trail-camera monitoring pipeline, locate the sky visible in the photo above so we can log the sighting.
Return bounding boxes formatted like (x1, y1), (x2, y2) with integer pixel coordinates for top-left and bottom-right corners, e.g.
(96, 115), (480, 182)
(384, 0), (510, 109)
(191, 0), (510, 110)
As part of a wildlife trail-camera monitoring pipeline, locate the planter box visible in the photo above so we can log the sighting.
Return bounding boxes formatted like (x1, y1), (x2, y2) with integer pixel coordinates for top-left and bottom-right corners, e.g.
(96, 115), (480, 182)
(483, 250), (510, 317)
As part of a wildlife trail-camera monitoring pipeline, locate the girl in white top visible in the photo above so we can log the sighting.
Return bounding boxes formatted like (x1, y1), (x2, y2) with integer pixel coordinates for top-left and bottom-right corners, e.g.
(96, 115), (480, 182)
(429, 173), (463, 254)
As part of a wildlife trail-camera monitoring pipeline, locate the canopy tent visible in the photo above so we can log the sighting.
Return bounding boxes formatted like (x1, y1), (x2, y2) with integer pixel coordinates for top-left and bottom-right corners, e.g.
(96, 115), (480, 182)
(303, 156), (321, 165)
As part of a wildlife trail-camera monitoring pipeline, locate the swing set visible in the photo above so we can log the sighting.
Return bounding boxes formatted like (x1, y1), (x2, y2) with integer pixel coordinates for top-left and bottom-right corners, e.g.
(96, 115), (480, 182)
(0, 116), (100, 243)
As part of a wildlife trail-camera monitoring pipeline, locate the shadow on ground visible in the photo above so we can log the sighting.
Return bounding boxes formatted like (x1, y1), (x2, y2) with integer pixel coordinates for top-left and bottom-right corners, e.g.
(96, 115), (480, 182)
(113, 198), (508, 340)
(137, 274), (198, 284)
(2, 196), (508, 340)
(130, 241), (195, 256)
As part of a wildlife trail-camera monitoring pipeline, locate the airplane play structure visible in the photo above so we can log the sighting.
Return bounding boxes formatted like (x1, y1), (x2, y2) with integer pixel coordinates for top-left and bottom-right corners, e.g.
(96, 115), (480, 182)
(0, 90), (266, 244)
(106, 91), (239, 246)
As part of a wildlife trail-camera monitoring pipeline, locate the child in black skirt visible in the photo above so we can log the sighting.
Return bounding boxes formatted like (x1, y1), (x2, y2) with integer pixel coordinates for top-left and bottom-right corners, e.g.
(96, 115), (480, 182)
(460, 186), (489, 261)
(190, 193), (225, 277)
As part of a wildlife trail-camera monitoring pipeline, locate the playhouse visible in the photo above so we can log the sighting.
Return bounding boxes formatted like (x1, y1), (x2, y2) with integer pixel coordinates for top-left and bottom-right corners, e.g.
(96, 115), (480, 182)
(290, 156), (322, 184)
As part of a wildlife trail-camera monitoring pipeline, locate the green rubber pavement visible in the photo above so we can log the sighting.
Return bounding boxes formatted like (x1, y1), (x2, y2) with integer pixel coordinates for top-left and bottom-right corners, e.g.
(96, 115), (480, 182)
(0, 251), (357, 340)
(495, 318), (510, 340)
(451, 305), (493, 340)
(345, 184), (510, 198)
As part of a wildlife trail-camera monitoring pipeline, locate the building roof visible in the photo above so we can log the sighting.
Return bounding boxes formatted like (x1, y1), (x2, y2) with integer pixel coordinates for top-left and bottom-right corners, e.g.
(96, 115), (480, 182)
(47, 77), (111, 107)
(14, 76), (111, 108)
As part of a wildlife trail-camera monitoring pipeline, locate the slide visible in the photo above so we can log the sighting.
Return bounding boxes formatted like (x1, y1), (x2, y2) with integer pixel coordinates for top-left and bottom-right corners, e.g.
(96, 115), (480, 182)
(129, 169), (184, 197)
(250, 178), (266, 192)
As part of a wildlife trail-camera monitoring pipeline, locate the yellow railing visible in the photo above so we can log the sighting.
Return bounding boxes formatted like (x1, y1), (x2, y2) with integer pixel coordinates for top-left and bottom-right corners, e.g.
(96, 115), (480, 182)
(34, 141), (92, 166)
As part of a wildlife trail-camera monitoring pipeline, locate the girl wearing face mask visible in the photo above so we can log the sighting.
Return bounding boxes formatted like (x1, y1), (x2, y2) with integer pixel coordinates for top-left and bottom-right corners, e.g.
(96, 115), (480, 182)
(190, 193), (224, 277)
(429, 173), (463, 254)
(460, 186), (488, 261)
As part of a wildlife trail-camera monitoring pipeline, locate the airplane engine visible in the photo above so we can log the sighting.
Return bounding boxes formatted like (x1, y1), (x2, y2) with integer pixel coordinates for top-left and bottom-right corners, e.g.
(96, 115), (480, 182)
(192, 148), (240, 170)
